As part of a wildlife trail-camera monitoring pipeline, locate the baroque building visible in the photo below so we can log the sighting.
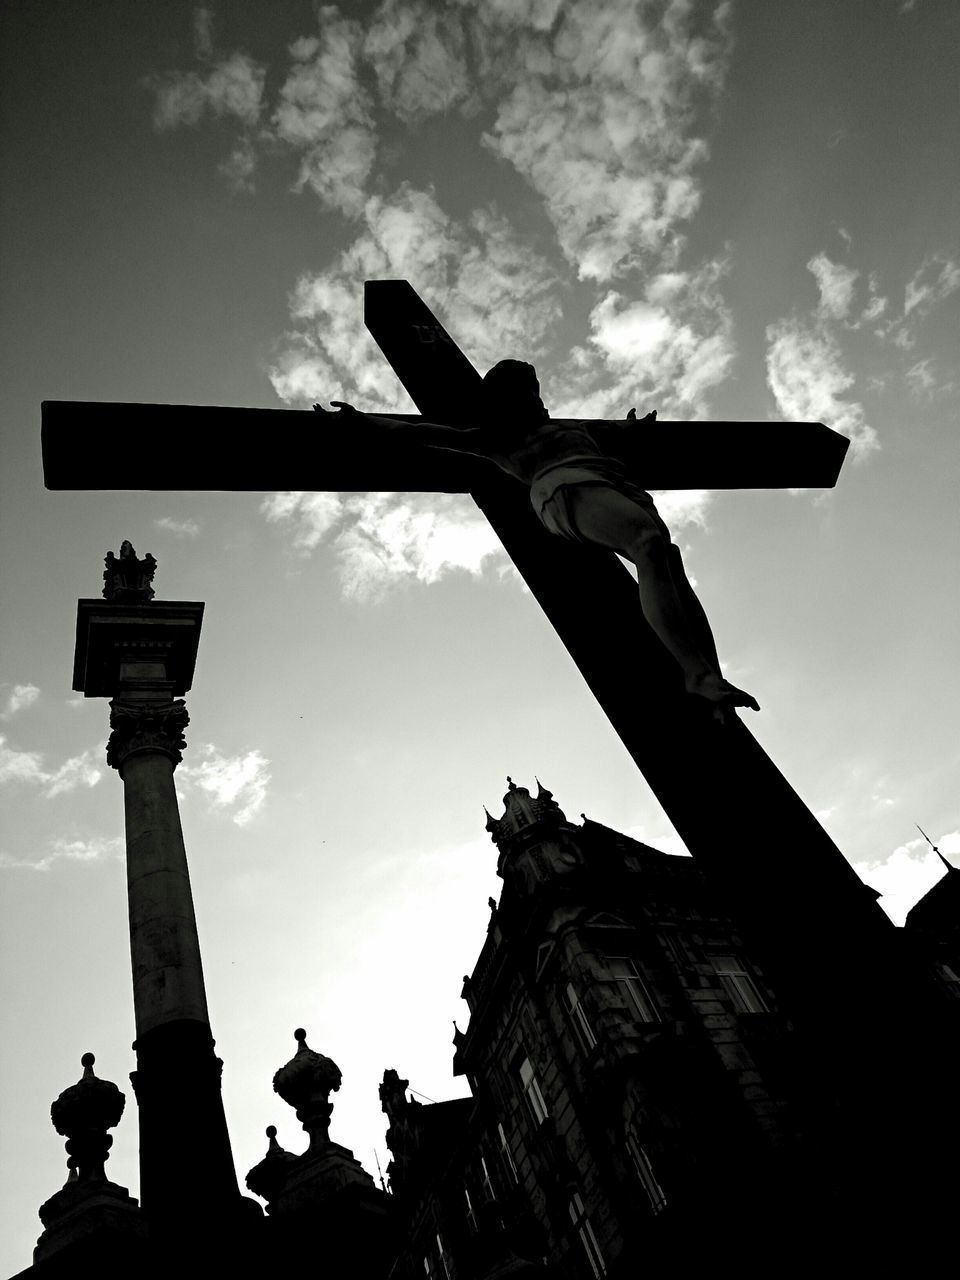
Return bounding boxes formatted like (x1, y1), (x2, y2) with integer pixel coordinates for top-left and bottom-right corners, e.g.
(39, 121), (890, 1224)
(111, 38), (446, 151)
(378, 778), (819, 1278)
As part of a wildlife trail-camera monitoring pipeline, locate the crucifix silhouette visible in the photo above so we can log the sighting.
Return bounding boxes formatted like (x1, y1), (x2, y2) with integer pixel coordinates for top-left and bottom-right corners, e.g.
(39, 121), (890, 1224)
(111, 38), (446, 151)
(41, 281), (951, 1169)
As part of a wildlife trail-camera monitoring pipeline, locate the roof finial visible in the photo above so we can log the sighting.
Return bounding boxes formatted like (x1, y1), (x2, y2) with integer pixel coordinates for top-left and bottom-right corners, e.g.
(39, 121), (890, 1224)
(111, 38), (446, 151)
(917, 824), (955, 873)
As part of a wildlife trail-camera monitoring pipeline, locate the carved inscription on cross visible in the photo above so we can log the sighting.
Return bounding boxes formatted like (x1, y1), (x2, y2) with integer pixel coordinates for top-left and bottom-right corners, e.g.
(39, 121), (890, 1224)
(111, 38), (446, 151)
(42, 281), (901, 1063)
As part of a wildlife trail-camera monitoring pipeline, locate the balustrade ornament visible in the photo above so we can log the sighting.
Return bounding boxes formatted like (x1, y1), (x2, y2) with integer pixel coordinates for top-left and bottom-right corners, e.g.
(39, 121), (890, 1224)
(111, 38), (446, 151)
(272, 1029), (343, 1155)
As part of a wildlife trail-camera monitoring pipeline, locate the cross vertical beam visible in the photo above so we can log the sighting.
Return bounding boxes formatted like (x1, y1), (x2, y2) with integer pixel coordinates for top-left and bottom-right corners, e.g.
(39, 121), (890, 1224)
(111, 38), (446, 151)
(364, 281), (960, 1227)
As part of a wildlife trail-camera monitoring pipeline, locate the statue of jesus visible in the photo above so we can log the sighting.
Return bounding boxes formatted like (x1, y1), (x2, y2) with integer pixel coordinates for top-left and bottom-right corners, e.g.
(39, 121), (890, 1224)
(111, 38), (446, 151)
(315, 358), (759, 722)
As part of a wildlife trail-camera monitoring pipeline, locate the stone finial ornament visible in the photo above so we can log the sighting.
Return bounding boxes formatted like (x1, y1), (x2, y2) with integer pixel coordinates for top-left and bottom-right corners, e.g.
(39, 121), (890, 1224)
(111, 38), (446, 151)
(49, 1053), (125, 1184)
(272, 1029), (343, 1155)
(244, 1125), (300, 1208)
(102, 541), (157, 604)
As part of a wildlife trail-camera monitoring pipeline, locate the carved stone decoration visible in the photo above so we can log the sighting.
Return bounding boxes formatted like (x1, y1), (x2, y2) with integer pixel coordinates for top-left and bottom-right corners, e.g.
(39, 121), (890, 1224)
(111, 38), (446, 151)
(49, 1053), (125, 1186)
(244, 1125), (300, 1210)
(102, 541), (157, 604)
(106, 698), (189, 770)
(35, 1053), (144, 1262)
(272, 1028), (343, 1156)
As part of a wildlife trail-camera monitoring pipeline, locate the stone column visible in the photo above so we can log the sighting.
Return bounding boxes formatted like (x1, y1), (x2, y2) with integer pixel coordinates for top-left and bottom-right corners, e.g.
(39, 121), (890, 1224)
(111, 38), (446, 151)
(73, 544), (247, 1231)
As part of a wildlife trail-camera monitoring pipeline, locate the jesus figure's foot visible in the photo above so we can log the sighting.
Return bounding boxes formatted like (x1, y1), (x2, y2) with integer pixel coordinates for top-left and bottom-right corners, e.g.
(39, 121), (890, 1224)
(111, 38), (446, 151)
(685, 671), (760, 722)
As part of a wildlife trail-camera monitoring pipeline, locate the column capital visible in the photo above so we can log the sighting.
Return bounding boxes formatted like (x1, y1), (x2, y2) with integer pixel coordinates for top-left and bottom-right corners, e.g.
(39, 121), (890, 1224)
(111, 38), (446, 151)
(107, 697), (189, 771)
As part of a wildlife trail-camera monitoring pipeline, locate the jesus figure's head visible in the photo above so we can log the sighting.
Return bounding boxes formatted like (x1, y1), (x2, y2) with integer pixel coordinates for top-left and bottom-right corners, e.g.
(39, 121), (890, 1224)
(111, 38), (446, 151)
(482, 359), (549, 425)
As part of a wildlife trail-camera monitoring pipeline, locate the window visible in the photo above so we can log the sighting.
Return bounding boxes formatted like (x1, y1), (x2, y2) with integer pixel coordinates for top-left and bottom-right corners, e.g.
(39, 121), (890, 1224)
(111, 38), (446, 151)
(626, 1134), (667, 1215)
(609, 957), (658, 1022)
(424, 1235), (453, 1278)
(464, 1185), (478, 1233)
(520, 1056), (549, 1124)
(498, 1121), (519, 1183)
(568, 1191), (606, 1277)
(479, 1154), (496, 1202)
(713, 954), (767, 1013)
(564, 982), (598, 1052)
(436, 1233), (453, 1279)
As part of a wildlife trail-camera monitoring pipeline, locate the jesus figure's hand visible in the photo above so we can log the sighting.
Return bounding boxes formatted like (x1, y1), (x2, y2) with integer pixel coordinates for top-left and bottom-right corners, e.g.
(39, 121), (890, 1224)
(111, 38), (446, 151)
(313, 401), (360, 417)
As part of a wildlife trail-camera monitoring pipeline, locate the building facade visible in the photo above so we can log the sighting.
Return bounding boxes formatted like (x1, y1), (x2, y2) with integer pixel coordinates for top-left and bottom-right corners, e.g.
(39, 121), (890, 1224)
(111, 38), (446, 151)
(379, 779), (823, 1278)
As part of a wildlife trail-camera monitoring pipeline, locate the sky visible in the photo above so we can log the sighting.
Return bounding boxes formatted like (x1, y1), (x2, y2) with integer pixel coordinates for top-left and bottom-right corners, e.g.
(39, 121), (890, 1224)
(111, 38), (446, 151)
(1, 0), (958, 1270)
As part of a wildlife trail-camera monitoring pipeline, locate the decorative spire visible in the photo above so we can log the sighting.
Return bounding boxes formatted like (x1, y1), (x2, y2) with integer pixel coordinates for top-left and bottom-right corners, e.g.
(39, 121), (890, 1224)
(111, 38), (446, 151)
(49, 1052), (125, 1184)
(485, 774), (567, 846)
(102, 541), (157, 604)
(244, 1125), (299, 1208)
(272, 1028), (342, 1156)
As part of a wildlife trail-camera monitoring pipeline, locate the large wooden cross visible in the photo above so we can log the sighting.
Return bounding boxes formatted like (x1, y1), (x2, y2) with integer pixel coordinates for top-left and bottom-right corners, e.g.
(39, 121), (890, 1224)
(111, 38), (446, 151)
(41, 281), (958, 1205)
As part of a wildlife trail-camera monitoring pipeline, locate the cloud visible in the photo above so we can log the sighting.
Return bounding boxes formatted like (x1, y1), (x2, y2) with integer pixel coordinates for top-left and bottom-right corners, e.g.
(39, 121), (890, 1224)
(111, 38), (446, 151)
(903, 253), (960, 318)
(150, 51), (266, 129)
(1, 683), (40, 719)
(365, 0), (474, 122)
(807, 252), (859, 320)
(154, 516), (201, 537)
(272, 16), (377, 215)
(0, 835), (123, 873)
(0, 736), (45, 784)
(335, 492), (506, 600)
(262, 488), (507, 599)
(268, 183), (560, 407)
(178, 745), (271, 826)
(262, 491), (345, 552)
(480, 0), (733, 281)
(0, 734), (103, 794)
(905, 357), (937, 396)
(859, 830), (959, 926)
(766, 315), (878, 461)
(43, 752), (103, 798)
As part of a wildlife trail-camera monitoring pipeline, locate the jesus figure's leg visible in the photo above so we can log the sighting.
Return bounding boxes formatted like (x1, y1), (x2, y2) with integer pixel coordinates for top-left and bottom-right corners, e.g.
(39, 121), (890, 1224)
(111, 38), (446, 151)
(564, 485), (759, 716)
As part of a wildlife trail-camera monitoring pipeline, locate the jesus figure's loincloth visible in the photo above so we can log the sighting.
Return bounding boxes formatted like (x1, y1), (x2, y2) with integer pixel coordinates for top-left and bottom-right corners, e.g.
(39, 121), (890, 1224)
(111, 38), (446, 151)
(529, 458), (669, 546)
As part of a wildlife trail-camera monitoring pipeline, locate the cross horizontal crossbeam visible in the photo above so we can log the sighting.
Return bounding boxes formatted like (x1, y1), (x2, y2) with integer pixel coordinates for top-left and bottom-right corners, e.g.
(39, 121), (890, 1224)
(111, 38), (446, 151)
(41, 401), (848, 492)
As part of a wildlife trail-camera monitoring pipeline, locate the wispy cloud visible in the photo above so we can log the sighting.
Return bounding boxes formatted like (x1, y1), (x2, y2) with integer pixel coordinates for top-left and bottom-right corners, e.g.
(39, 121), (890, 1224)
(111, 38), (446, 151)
(1, 683), (40, 719)
(269, 183), (561, 407)
(807, 252), (860, 321)
(178, 745), (271, 826)
(262, 488), (507, 600)
(150, 50), (266, 130)
(0, 835), (123, 873)
(0, 735), (103, 796)
(155, 516), (201, 537)
(335, 493), (505, 600)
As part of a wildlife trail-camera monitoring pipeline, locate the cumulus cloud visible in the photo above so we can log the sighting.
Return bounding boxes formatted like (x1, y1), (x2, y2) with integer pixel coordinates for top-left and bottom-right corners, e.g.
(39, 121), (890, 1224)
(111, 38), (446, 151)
(2, 683), (40, 719)
(0, 736), (102, 796)
(262, 488), (506, 599)
(155, 516), (201, 537)
(365, 0), (474, 122)
(859, 830), (959, 926)
(178, 745), (271, 826)
(0, 835), (123, 873)
(480, 0), (733, 281)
